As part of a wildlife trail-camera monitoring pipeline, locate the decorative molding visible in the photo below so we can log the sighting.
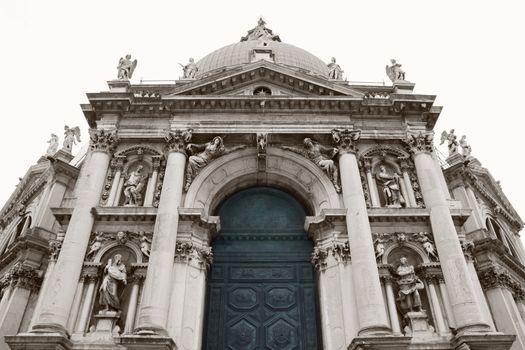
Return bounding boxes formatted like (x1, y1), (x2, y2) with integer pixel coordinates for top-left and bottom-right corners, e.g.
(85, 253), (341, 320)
(404, 131), (434, 154)
(89, 129), (119, 153)
(311, 240), (351, 271)
(165, 129), (192, 154)
(477, 267), (525, 300)
(174, 241), (214, 270)
(0, 263), (42, 292)
(332, 128), (361, 154)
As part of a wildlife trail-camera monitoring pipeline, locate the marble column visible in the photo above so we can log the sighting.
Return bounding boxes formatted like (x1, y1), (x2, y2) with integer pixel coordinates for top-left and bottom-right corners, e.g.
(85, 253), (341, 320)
(143, 156), (161, 207)
(336, 129), (390, 335)
(363, 158), (380, 207)
(29, 259), (56, 330)
(438, 280), (456, 329)
(382, 276), (401, 334)
(135, 130), (189, 335)
(425, 278), (448, 335)
(31, 129), (118, 336)
(400, 160), (417, 207)
(75, 274), (98, 333)
(124, 277), (142, 333)
(66, 279), (85, 333)
(405, 132), (489, 333)
(106, 156), (125, 206)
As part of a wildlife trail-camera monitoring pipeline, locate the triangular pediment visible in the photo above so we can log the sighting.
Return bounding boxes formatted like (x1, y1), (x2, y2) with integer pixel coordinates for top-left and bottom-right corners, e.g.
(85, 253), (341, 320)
(163, 61), (364, 98)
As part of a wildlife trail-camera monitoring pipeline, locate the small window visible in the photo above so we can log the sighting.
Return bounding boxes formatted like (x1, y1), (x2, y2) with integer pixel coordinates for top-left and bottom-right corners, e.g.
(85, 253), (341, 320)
(253, 86), (271, 96)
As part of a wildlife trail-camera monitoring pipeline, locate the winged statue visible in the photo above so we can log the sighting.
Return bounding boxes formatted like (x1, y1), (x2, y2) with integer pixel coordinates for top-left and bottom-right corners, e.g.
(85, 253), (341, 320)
(440, 129), (458, 156)
(62, 125), (81, 153)
(117, 54), (138, 80)
(385, 59), (405, 82)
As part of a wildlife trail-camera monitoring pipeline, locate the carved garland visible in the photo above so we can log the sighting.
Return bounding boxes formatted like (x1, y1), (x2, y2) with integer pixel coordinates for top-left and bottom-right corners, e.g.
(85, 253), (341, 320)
(311, 240), (351, 271)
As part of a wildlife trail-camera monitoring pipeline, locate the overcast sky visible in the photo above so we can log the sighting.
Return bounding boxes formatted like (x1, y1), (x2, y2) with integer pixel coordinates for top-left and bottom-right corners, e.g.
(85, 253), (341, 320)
(0, 1), (524, 231)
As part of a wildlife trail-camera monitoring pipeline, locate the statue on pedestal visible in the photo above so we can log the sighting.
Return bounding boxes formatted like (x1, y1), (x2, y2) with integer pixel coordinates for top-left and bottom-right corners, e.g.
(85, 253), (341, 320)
(459, 135), (472, 157)
(180, 58), (198, 79)
(396, 257), (424, 314)
(46, 134), (59, 156)
(117, 54), (137, 80)
(123, 165), (146, 206)
(99, 254), (127, 311)
(440, 129), (459, 156)
(327, 57), (343, 80)
(386, 59), (406, 82)
(62, 126), (81, 153)
(375, 165), (405, 208)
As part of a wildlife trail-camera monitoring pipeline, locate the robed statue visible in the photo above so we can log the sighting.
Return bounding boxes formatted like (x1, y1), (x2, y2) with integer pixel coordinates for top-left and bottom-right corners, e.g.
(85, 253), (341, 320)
(396, 257), (424, 314)
(62, 126), (81, 153)
(46, 134), (59, 156)
(375, 165), (405, 208)
(385, 59), (406, 82)
(180, 58), (198, 79)
(440, 129), (459, 156)
(117, 54), (137, 80)
(123, 165), (146, 206)
(99, 254), (127, 311)
(327, 57), (344, 80)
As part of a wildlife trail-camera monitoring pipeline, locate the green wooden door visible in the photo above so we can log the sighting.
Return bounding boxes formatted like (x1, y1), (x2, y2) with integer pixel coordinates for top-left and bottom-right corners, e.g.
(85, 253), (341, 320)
(204, 187), (321, 350)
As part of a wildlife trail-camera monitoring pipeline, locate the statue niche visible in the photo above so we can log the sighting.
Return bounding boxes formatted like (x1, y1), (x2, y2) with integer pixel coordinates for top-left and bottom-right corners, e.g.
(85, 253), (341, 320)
(374, 163), (405, 208)
(91, 246), (136, 335)
(121, 163), (149, 206)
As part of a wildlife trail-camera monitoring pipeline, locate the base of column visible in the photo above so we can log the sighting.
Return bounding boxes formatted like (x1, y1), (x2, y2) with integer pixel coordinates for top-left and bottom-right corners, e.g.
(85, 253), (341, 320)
(5, 334), (72, 350)
(348, 335), (411, 350)
(133, 325), (169, 337)
(358, 325), (392, 336)
(30, 323), (70, 338)
(452, 333), (515, 350)
(455, 322), (492, 335)
(120, 334), (176, 350)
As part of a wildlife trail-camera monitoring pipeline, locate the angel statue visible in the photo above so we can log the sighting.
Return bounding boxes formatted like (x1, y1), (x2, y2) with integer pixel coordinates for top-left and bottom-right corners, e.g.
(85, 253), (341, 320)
(123, 165), (146, 206)
(282, 138), (340, 192)
(117, 54), (137, 80)
(459, 135), (472, 157)
(414, 231), (439, 261)
(99, 254), (127, 311)
(62, 126), (81, 153)
(373, 233), (392, 262)
(179, 58), (198, 79)
(375, 165), (405, 208)
(327, 57), (344, 80)
(86, 232), (105, 259)
(385, 59), (406, 82)
(185, 136), (245, 191)
(440, 129), (459, 157)
(139, 232), (151, 258)
(46, 134), (59, 156)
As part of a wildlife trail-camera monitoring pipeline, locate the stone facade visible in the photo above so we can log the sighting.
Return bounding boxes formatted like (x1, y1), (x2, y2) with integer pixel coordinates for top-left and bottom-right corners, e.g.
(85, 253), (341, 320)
(0, 21), (524, 350)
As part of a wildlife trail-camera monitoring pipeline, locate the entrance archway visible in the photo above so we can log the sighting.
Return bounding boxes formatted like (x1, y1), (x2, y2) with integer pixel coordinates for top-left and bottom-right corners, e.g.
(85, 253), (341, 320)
(203, 187), (322, 349)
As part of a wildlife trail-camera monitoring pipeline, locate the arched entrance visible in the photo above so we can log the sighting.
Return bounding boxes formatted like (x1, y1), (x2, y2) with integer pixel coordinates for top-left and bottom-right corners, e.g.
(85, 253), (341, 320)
(203, 187), (322, 349)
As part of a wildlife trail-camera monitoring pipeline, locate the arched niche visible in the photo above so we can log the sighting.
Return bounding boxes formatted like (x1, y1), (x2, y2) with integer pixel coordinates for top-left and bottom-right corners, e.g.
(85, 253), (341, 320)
(184, 147), (341, 216)
(90, 245), (138, 334)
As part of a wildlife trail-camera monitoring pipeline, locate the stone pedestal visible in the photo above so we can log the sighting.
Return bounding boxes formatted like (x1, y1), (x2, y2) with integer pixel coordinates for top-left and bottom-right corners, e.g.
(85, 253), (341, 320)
(402, 311), (438, 341)
(446, 153), (464, 167)
(348, 335), (411, 350)
(119, 334), (176, 350)
(5, 334), (72, 350)
(85, 311), (121, 341)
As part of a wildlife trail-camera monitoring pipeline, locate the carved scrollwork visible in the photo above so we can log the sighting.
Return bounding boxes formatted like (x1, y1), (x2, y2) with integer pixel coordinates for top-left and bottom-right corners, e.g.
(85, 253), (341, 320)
(332, 128), (361, 154)
(85, 231), (153, 262)
(373, 231), (439, 262)
(165, 129), (192, 154)
(0, 263), (42, 292)
(174, 241), (214, 270)
(89, 129), (119, 153)
(477, 267), (525, 300)
(404, 131), (434, 154)
(311, 240), (351, 271)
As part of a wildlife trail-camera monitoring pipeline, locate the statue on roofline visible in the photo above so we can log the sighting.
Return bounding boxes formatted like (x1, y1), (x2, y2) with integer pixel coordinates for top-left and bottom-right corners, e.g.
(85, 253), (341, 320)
(459, 135), (472, 157)
(62, 126), (81, 153)
(180, 58), (198, 79)
(327, 57), (344, 80)
(46, 134), (59, 156)
(440, 129), (459, 157)
(241, 17), (281, 42)
(386, 59), (406, 82)
(117, 54), (137, 80)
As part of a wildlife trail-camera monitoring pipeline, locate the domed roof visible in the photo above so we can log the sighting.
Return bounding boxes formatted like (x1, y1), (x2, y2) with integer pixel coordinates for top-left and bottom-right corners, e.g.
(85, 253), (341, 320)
(195, 19), (329, 79)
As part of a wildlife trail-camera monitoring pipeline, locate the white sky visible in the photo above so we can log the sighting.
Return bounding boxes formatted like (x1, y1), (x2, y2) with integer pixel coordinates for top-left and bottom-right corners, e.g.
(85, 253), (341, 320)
(0, 0), (524, 231)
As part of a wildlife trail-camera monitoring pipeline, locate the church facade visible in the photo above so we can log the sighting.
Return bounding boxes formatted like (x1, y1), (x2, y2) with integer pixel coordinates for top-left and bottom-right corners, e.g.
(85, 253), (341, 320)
(0, 20), (525, 350)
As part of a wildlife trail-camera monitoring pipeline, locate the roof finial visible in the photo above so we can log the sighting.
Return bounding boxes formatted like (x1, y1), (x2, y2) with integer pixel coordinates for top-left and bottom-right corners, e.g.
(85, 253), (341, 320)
(240, 17), (281, 42)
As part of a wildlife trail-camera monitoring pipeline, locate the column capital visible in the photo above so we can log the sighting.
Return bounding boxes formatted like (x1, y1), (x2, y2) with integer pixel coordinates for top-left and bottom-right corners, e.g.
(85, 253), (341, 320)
(165, 129), (192, 154)
(333, 128), (361, 154)
(89, 129), (119, 154)
(174, 241), (214, 270)
(0, 263), (42, 292)
(404, 131), (434, 154)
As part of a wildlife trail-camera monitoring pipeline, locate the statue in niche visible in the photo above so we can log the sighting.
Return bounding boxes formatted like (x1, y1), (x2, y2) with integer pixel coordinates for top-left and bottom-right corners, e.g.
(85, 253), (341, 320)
(374, 235), (387, 262)
(282, 138), (341, 192)
(327, 57), (343, 80)
(459, 135), (472, 157)
(414, 232), (439, 261)
(139, 232), (151, 258)
(375, 165), (405, 208)
(117, 54), (137, 80)
(62, 126), (81, 153)
(257, 133), (267, 153)
(123, 165), (146, 206)
(440, 129), (459, 156)
(46, 134), (59, 156)
(396, 256), (424, 314)
(99, 254), (127, 311)
(385, 59), (406, 82)
(180, 58), (198, 79)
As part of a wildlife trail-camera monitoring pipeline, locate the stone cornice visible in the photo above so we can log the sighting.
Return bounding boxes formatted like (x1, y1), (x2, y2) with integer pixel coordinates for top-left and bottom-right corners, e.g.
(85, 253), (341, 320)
(473, 238), (525, 282)
(0, 234), (50, 272)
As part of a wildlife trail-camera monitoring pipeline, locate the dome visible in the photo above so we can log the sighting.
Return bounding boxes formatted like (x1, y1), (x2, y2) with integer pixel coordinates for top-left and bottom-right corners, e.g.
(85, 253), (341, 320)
(195, 19), (329, 79)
